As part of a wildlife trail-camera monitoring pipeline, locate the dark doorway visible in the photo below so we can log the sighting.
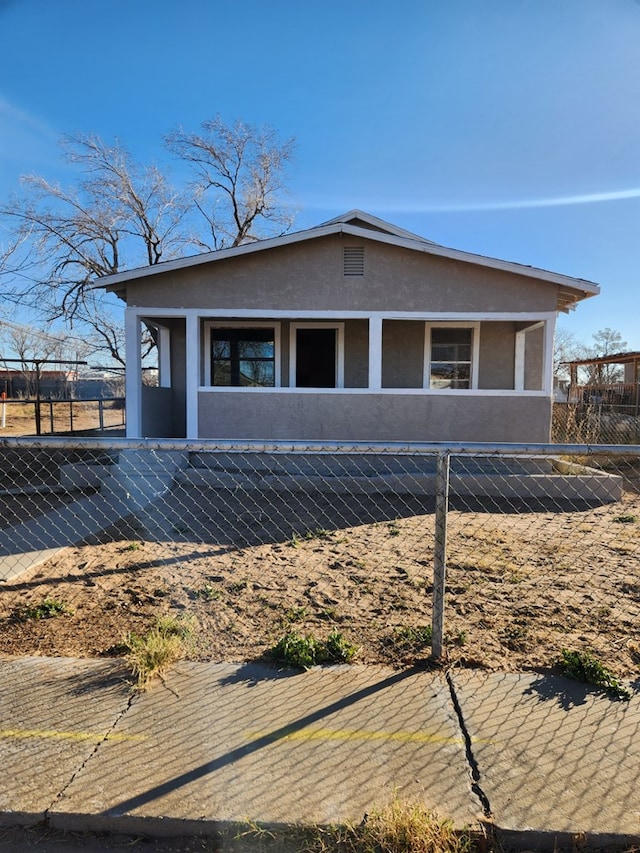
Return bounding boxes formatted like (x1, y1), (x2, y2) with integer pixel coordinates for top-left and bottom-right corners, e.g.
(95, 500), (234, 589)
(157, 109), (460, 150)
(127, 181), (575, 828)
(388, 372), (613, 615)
(295, 328), (336, 387)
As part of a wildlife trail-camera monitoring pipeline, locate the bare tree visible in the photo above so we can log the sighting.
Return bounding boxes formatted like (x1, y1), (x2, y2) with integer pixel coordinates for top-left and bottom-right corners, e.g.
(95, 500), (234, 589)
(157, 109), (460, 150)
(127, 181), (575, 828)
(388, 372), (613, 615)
(554, 326), (629, 386)
(165, 116), (295, 250)
(0, 119), (295, 364)
(590, 327), (628, 383)
(554, 327), (581, 383)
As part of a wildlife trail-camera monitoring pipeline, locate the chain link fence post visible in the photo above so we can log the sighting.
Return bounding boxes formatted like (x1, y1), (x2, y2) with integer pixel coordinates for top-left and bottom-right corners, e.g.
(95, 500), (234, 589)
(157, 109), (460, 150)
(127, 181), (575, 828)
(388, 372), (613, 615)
(431, 451), (451, 659)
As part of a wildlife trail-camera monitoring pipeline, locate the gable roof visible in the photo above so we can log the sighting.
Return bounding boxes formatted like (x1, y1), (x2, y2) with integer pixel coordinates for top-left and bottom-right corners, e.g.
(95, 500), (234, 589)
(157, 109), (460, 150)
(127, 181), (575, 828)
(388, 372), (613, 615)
(99, 209), (600, 312)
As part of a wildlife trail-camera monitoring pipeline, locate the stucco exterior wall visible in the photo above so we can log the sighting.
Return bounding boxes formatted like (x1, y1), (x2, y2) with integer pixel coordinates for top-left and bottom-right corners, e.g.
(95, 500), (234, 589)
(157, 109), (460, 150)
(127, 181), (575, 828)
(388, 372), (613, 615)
(125, 234), (560, 314)
(344, 320), (369, 387)
(197, 392), (552, 442)
(168, 318), (187, 436)
(478, 322), (516, 389)
(382, 321), (424, 387)
(141, 386), (174, 437)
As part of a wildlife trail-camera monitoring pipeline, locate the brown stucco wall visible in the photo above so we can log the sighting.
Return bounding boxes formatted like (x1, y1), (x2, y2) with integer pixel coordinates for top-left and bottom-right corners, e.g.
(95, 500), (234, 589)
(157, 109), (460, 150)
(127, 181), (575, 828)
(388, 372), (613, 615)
(141, 386), (174, 437)
(344, 320), (369, 387)
(124, 234), (560, 314)
(478, 322), (516, 389)
(197, 392), (551, 442)
(382, 321), (424, 387)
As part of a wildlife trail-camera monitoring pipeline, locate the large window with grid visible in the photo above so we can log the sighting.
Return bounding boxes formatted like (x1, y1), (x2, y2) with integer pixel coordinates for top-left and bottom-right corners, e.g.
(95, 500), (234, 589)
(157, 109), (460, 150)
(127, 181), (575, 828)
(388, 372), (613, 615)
(210, 327), (276, 387)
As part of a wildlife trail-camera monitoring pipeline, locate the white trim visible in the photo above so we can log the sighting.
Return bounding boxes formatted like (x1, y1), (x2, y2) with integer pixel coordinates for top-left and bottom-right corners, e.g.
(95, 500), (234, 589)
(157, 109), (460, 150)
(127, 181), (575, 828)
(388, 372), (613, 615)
(203, 320), (282, 387)
(156, 324), (171, 388)
(514, 330), (526, 392)
(424, 322), (480, 390)
(185, 314), (199, 439)
(544, 317), (555, 394)
(319, 209), (434, 244)
(516, 321), (546, 392)
(289, 322), (345, 388)
(125, 309), (142, 438)
(368, 317), (383, 391)
(197, 386), (550, 397)
(124, 307), (559, 322)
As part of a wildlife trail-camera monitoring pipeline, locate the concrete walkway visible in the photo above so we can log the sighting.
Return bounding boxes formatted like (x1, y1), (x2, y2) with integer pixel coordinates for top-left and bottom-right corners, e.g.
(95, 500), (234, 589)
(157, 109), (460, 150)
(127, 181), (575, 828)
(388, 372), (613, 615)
(0, 657), (639, 849)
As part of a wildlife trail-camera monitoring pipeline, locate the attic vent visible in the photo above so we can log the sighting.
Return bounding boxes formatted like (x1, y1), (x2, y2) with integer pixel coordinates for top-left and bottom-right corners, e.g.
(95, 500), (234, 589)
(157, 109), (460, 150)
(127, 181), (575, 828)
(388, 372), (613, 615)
(343, 246), (364, 276)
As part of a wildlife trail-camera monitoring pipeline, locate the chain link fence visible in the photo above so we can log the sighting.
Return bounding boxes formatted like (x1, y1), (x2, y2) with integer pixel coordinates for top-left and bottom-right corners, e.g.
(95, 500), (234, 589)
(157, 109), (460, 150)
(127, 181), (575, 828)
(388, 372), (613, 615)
(1, 436), (639, 683)
(553, 400), (640, 444)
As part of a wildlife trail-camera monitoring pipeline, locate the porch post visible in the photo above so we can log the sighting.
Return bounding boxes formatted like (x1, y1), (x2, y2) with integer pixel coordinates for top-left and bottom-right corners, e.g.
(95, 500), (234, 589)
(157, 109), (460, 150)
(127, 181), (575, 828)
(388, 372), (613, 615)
(185, 312), (199, 439)
(514, 330), (525, 391)
(158, 325), (172, 388)
(125, 308), (142, 438)
(543, 317), (555, 394)
(368, 317), (382, 390)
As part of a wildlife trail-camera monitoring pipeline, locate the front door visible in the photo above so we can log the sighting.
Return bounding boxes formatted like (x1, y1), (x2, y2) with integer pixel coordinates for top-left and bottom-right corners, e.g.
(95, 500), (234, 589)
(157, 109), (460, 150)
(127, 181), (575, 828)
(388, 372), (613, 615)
(295, 328), (337, 388)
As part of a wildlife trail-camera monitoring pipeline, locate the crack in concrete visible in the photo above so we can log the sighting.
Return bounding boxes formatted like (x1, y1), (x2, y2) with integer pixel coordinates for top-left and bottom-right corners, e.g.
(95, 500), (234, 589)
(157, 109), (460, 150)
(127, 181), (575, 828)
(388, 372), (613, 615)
(446, 671), (492, 819)
(44, 688), (138, 823)
(158, 672), (180, 699)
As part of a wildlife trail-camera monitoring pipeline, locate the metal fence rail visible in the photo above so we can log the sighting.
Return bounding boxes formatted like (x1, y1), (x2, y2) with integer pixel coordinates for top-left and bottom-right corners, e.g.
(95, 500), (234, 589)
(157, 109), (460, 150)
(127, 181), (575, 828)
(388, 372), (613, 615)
(1, 436), (639, 681)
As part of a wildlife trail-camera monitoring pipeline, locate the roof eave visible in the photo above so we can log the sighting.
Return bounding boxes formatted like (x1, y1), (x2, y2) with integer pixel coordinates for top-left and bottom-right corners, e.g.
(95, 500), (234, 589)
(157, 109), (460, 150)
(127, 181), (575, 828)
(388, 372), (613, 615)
(98, 219), (600, 306)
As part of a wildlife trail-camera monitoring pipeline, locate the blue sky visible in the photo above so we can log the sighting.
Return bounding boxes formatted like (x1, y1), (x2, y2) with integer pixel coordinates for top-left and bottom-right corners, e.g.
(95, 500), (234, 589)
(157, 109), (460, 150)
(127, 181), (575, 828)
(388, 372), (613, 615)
(1, 0), (640, 349)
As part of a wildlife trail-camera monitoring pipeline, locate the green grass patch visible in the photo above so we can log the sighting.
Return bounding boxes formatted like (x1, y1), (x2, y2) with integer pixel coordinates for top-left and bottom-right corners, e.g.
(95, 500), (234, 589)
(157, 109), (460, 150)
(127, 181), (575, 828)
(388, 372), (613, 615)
(12, 597), (74, 622)
(233, 798), (473, 852)
(390, 624), (433, 651)
(125, 615), (195, 689)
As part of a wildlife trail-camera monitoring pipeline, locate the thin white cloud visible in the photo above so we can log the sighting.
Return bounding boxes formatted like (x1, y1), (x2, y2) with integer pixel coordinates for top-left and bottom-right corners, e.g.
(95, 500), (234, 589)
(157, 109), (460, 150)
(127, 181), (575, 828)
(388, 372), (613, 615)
(300, 187), (640, 215)
(0, 94), (59, 168)
(411, 188), (640, 213)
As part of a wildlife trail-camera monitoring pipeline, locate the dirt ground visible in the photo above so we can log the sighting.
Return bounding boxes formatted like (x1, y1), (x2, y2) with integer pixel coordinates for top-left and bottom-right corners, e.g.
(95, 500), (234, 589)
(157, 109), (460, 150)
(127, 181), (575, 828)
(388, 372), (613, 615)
(1, 468), (640, 682)
(0, 399), (124, 436)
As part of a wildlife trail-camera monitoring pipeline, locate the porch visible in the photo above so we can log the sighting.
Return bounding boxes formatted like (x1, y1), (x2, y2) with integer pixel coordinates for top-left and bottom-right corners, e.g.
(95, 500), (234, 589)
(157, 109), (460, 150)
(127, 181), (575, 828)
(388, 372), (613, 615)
(125, 310), (556, 442)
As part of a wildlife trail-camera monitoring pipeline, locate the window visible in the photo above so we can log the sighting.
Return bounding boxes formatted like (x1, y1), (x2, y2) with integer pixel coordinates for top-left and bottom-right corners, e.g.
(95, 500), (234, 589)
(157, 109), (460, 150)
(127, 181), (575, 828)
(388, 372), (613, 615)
(427, 326), (474, 389)
(210, 327), (275, 387)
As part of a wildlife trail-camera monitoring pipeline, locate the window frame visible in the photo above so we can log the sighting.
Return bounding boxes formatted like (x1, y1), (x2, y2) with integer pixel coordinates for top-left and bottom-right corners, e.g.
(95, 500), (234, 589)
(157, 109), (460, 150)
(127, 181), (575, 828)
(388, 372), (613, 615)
(424, 322), (480, 390)
(203, 321), (281, 388)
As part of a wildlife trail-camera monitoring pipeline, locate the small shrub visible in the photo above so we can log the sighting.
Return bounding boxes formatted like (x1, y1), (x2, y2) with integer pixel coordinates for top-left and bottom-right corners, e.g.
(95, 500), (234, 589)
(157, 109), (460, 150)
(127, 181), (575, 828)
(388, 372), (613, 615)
(561, 649), (631, 701)
(272, 629), (359, 669)
(272, 631), (322, 669)
(125, 615), (195, 689)
(324, 629), (358, 663)
(194, 583), (222, 601)
(281, 606), (307, 624)
(614, 514), (637, 524)
(12, 598), (73, 622)
(122, 541), (142, 551)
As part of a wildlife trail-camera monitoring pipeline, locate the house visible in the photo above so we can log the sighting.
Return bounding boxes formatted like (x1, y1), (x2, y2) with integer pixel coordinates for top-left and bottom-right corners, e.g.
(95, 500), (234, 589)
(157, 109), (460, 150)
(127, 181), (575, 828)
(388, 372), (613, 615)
(99, 210), (599, 443)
